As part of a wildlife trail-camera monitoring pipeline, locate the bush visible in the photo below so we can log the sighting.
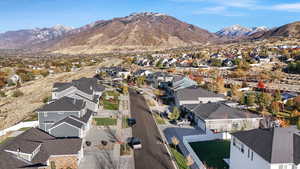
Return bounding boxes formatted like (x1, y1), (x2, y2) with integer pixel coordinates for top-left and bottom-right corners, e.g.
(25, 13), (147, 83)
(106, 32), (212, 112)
(12, 90), (24, 97)
(43, 96), (52, 103)
(0, 91), (6, 97)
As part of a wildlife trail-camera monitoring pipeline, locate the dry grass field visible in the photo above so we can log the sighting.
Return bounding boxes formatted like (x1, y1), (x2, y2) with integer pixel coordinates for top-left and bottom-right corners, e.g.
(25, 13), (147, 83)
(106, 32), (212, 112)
(0, 57), (122, 130)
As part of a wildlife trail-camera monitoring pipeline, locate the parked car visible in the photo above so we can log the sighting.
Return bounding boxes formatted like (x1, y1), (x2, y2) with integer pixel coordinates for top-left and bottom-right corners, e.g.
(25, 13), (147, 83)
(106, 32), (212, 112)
(127, 118), (136, 127)
(129, 137), (142, 150)
(177, 119), (190, 126)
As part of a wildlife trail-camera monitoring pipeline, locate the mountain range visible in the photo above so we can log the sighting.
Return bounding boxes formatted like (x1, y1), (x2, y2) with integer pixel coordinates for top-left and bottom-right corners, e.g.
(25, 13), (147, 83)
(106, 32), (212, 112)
(0, 12), (299, 54)
(215, 25), (269, 38)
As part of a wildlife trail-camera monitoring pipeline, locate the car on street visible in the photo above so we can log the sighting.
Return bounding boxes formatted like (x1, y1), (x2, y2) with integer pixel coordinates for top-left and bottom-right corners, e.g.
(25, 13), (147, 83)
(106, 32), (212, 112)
(129, 137), (142, 150)
(127, 118), (137, 127)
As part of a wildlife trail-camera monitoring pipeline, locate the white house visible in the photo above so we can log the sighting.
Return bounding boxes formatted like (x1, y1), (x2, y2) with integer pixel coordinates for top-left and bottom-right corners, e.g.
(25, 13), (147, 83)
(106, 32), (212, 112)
(230, 127), (300, 169)
(182, 102), (262, 133)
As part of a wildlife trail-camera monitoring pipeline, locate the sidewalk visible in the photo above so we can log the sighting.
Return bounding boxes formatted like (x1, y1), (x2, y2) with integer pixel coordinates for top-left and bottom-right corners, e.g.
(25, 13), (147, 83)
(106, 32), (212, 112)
(114, 93), (134, 169)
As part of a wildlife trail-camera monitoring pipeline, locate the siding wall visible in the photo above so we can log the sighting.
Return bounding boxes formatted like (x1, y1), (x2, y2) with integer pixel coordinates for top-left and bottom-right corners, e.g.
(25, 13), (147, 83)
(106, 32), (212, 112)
(38, 111), (80, 132)
(49, 123), (80, 137)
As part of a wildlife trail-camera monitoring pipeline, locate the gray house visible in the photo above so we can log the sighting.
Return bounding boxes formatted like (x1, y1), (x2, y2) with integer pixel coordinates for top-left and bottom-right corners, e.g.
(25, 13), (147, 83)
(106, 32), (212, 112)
(37, 97), (94, 138)
(0, 128), (83, 169)
(52, 77), (104, 112)
(174, 86), (225, 106)
(183, 102), (262, 133)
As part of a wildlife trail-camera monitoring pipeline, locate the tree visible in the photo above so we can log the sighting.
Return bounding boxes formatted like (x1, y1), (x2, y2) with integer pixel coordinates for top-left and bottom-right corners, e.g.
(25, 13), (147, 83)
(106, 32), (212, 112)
(270, 101), (280, 115)
(286, 99), (295, 109)
(231, 84), (243, 102)
(171, 136), (179, 149)
(256, 92), (273, 110)
(246, 93), (256, 106)
(273, 89), (281, 102)
(297, 117), (300, 130)
(169, 107), (180, 120)
(122, 84), (128, 95)
(215, 76), (226, 94)
(186, 154), (194, 167)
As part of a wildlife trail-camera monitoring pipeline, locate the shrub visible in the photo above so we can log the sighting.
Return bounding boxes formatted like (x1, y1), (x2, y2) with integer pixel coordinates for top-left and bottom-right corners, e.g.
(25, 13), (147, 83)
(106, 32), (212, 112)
(12, 90), (24, 97)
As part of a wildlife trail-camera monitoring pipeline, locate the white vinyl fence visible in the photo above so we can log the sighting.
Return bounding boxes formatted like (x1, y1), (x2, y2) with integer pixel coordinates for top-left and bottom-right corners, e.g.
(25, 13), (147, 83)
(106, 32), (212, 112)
(0, 121), (38, 137)
(182, 131), (231, 169)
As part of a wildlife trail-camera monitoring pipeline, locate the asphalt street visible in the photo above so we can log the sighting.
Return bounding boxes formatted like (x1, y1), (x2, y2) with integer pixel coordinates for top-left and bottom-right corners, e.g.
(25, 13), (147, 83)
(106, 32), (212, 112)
(129, 88), (175, 169)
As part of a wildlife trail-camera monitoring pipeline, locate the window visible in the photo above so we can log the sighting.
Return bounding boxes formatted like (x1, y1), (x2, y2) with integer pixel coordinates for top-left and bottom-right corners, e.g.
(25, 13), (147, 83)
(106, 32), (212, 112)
(248, 149), (250, 158)
(44, 112), (47, 117)
(241, 144), (244, 153)
(251, 152), (253, 161)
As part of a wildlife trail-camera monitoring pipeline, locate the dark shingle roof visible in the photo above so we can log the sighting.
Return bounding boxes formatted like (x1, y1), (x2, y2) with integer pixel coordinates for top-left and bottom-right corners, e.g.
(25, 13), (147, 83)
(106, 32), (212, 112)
(50, 116), (84, 130)
(53, 77), (105, 95)
(184, 102), (260, 120)
(37, 97), (85, 112)
(175, 86), (224, 101)
(0, 128), (82, 169)
(232, 127), (300, 164)
(80, 109), (94, 123)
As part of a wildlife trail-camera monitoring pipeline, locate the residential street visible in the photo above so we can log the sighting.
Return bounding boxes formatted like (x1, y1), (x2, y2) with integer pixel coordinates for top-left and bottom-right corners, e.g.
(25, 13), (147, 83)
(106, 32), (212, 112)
(129, 88), (175, 169)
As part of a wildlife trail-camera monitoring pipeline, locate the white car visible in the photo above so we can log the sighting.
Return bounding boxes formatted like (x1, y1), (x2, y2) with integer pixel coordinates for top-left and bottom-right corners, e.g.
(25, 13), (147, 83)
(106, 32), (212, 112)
(130, 137), (142, 150)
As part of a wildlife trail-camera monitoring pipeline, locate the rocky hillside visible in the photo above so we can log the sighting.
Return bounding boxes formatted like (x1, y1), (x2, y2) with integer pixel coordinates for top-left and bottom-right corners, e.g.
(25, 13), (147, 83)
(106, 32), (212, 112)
(253, 21), (300, 39)
(49, 12), (217, 54)
(0, 25), (72, 49)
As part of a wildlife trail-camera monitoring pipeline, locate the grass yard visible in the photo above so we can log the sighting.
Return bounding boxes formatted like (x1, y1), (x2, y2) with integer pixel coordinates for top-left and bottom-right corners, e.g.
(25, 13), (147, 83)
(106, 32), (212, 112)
(154, 114), (166, 125)
(101, 90), (120, 110)
(170, 147), (190, 169)
(94, 117), (117, 126)
(102, 100), (119, 110)
(190, 140), (230, 169)
(18, 127), (32, 131)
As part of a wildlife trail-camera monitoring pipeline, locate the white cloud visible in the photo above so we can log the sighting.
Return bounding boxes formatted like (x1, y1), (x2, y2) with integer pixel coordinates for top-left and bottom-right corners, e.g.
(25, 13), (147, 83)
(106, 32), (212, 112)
(269, 3), (300, 12)
(193, 6), (245, 16)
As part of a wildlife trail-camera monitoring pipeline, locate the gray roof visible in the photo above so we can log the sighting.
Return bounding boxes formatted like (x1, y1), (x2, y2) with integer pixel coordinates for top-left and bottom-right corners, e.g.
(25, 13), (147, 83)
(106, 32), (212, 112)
(80, 109), (94, 123)
(37, 97), (85, 112)
(175, 86), (224, 101)
(0, 128), (82, 169)
(53, 77), (105, 95)
(184, 102), (260, 120)
(232, 127), (300, 164)
(50, 116), (84, 130)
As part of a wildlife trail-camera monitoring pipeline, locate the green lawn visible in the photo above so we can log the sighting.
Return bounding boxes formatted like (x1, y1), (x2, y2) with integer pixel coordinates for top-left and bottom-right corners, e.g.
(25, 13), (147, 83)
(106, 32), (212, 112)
(94, 118), (117, 126)
(170, 147), (190, 169)
(106, 90), (120, 97)
(154, 114), (166, 125)
(18, 127), (32, 131)
(190, 140), (230, 169)
(102, 100), (119, 110)
(101, 91), (120, 110)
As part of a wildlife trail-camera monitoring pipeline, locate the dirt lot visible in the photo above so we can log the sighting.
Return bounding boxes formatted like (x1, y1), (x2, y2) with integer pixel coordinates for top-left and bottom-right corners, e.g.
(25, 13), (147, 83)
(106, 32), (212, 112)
(0, 57), (122, 130)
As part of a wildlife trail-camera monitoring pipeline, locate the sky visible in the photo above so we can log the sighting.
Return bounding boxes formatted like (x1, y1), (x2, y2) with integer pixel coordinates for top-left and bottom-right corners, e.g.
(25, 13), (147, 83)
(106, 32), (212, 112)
(0, 0), (300, 33)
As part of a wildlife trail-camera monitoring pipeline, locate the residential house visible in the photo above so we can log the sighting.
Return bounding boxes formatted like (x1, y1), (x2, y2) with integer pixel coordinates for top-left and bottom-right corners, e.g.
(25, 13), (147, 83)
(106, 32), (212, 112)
(52, 77), (104, 112)
(0, 128), (83, 169)
(36, 97), (93, 138)
(182, 102), (262, 133)
(150, 72), (174, 88)
(230, 127), (300, 169)
(174, 86), (225, 106)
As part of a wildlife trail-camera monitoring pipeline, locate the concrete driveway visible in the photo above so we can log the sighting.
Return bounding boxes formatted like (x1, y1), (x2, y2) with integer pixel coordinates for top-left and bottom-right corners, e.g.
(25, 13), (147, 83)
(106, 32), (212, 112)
(79, 126), (118, 169)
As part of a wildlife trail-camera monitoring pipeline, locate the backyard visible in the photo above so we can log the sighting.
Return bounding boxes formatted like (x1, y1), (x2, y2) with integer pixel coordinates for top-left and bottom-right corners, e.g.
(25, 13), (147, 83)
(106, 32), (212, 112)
(189, 140), (230, 169)
(101, 90), (120, 110)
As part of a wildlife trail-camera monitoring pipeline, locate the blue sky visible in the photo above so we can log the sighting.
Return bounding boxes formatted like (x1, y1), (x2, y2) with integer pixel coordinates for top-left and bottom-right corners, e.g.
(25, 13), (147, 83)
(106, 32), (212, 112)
(0, 0), (300, 33)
